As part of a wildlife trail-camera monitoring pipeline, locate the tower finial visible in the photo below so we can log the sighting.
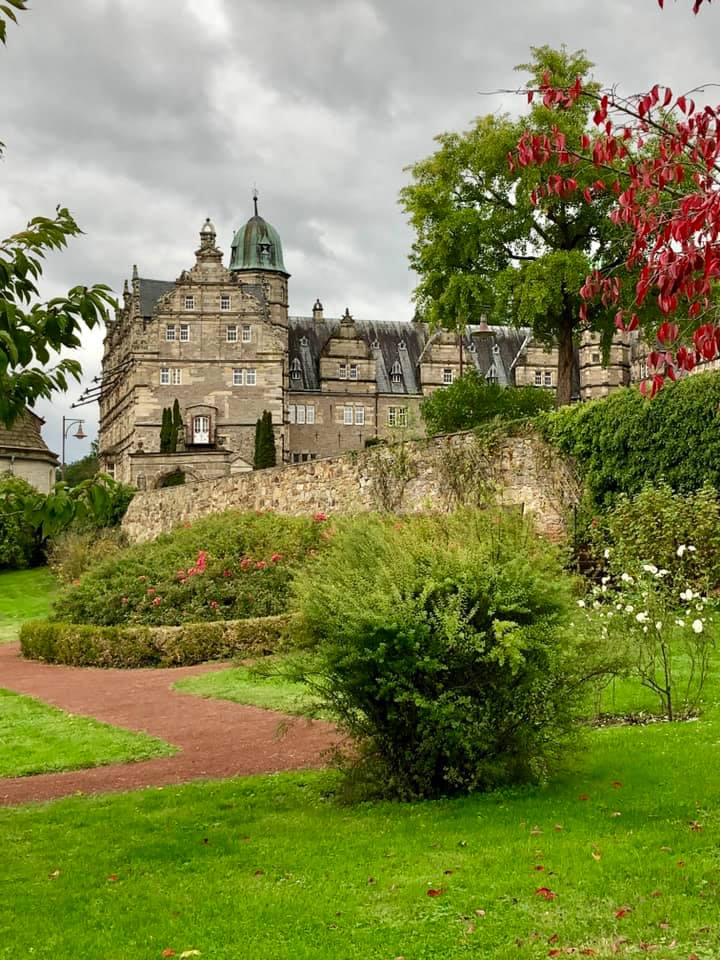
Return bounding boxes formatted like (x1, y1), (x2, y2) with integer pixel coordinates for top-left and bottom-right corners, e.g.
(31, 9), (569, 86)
(252, 186), (259, 217)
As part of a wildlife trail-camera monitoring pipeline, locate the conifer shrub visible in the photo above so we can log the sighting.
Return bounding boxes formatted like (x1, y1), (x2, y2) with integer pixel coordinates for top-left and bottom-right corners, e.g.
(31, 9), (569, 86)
(51, 510), (326, 626)
(292, 511), (587, 800)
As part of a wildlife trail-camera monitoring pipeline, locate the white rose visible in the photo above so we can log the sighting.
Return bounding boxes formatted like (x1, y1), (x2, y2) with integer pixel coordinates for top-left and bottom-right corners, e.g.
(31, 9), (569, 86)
(635, 611), (649, 623)
(677, 545), (687, 557)
(577, 599), (586, 608)
(692, 619), (704, 634)
(655, 621), (663, 630)
(643, 564), (659, 575)
(604, 548), (610, 559)
(621, 573), (633, 583)
(675, 619), (685, 627)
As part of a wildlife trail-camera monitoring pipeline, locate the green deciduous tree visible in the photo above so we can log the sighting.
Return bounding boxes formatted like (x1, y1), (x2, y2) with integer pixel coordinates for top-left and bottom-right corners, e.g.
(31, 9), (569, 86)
(0, 0), (115, 426)
(400, 46), (627, 406)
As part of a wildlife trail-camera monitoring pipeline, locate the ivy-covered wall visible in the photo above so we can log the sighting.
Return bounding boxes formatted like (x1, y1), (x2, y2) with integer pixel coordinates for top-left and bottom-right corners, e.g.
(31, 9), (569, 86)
(122, 428), (579, 544)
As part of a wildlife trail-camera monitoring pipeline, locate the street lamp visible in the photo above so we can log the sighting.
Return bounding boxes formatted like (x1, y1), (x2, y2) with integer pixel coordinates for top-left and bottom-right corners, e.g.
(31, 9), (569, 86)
(61, 417), (87, 479)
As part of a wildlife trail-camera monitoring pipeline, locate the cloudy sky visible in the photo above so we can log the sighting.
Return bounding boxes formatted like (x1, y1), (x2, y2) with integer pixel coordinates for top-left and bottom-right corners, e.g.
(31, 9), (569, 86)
(0, 0), (716, 457)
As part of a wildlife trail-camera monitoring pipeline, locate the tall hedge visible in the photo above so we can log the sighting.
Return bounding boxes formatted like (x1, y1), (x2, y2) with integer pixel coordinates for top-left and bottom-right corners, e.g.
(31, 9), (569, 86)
(538, 372), (720, 509)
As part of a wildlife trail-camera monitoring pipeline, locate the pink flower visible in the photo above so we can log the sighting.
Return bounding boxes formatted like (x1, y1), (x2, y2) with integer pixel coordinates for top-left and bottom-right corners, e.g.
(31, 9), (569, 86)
(152, 596), (162, 606)
(209, 600), (219, 609)
(222, 569), (232, 578)
(255, 560), (267, 570)
(138, 575), (147, 582)
(120, 596), (129, 605)
(147, 588), (156, 596)
(270, 553), (283, 564)
(240, 557), (253, 570)
(195, 550), (208, 573)
(313, 511), (328, 522)
(176, 569), (187, 580)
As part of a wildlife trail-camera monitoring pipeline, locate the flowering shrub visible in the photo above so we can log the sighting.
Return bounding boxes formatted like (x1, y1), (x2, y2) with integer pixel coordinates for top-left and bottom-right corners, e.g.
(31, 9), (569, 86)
(578, 551), (715, 719)
(52, 510), (326, 626)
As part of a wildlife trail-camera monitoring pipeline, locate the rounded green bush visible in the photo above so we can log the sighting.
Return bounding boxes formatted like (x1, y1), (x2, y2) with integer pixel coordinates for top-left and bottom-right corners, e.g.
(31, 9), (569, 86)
(293, 511), (585, 800)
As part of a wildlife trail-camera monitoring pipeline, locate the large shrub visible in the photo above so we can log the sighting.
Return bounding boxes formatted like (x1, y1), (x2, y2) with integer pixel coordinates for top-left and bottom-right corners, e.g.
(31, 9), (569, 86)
(52, 510), (326, 626)
(46, 528), (126, 584)
(293, 511), (587, 800)
(538, 372), (720, 509)
(421, 372), (554, 436)
(0, 474), (42, 569)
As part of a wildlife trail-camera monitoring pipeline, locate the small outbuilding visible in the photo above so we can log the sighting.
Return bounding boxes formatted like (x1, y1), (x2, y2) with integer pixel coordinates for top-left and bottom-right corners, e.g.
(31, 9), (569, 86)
(0, 410), (59, 494)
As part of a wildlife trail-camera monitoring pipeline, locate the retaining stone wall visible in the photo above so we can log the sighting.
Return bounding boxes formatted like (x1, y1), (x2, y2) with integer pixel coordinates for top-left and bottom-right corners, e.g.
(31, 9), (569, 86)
(122, 429), (579, 544)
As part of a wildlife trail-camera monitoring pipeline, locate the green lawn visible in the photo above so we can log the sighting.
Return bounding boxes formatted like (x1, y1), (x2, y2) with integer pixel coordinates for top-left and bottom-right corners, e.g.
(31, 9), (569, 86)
(0, 688), (176, 778)
(0, 567), (58, 643)
(1, 711), (719, 959)
(173, 659), (319, 715)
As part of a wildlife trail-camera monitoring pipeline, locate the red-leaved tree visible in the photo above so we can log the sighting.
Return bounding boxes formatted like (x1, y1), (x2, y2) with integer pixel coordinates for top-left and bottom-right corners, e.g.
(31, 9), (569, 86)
(513, 61), (720, 395)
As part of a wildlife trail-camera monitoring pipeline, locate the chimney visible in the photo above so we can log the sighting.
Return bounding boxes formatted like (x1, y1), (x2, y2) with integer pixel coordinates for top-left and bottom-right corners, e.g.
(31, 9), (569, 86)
(312, 298), (324, 323)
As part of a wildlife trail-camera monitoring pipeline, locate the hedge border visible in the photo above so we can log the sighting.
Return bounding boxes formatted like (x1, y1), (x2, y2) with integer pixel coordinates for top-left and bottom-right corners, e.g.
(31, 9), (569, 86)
(19, 615), (292, 668)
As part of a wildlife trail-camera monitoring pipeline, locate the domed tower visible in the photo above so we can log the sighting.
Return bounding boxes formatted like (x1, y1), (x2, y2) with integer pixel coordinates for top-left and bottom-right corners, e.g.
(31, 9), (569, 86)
(229, 191), (289, 327)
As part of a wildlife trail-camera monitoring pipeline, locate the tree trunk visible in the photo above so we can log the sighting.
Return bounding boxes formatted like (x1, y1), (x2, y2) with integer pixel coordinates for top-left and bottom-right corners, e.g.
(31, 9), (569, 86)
(555, 316), (575, 408)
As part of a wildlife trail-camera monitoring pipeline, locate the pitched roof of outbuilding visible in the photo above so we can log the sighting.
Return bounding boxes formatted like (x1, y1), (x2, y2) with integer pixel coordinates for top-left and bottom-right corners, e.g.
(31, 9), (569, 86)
(0, 410), (58, 462)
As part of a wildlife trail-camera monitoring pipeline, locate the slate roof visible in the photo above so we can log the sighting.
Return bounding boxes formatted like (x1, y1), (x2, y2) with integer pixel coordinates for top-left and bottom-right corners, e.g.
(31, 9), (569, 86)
(138, 279), (175, 317)
(288, 317), (532, 394)
(0, 410), (58, 461)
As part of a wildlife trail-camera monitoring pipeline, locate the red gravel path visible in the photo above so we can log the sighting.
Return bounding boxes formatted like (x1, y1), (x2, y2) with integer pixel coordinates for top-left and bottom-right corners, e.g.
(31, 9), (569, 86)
(0, 643), (336, 807)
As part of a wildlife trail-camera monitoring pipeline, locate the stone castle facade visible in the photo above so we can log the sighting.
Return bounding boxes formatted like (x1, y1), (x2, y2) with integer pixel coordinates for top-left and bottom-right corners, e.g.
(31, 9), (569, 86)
(98, 206), (631, 488)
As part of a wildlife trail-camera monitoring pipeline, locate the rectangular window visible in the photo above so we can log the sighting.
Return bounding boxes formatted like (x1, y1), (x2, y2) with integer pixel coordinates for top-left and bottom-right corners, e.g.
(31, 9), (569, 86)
(534, 370), (543, 386)
(171, 368), (182, 385)
(245, 368), (256, 385)
(241, 324), (252, 342)
(296, 405), (306, 424)
(544, 371), (552, 387)
(184, 296), (195, 310)
(349, 364), (358, 380)
(343, 406), (353, 425)
(442, 368), (453, 385)
(338, 363), (347, 380)
(292, 452), (301, 464)
(306, 405), (315, 425)
(288, 404), (296, 424)
(165, 325), (176, 341)
(179, 324), (190, 342)
(388, 406), (408, 427)
(233, 368), (244, 386)
(160, 367), (170, 385)
(226, 325), (238, 342)
(301, 453), (310, 462)
(591, 352), (601, 364)
(355, 406), (365, 426)
(220, 294), (231, 311)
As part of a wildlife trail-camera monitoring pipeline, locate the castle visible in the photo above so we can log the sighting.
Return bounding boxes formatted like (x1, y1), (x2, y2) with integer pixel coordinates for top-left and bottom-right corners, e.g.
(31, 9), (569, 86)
(98, 203), (632, 488)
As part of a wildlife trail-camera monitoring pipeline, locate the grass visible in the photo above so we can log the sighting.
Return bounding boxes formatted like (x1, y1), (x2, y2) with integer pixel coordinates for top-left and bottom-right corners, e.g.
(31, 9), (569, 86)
(173, 659), (318, 715)
(1, 714), (719, 959)
(0, 688), (176, 778)
(0, 567), (58, 643)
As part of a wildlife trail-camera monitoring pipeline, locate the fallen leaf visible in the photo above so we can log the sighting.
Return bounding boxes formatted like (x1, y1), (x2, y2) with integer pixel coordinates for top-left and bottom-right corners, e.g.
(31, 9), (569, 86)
(651, 890), (662, 897)
(535, 887), (557, 901)
(180, 953), (201, 959)
(638, 943), (657, 952)
(578, 793), (590, 801)
(690, 820), (703, 832)
(474, 908), (486, 917)
(534, 865), (546, 871)
(611, 780), (623, 789)
(549, 951), (562, 958)
(659, 921), (670, 930)
(677, 860), (686, 869)
(107, 874), (119, 882)
(443, 869), (454, 876)
(427, 888), (445, 897)
(465, 922), (476, 934)
(591, 850), (602, 861)
(554, 824), (564, 832)
(580, 951), (597, 956)
(611, 811), (622, 818)
(161, 951), (176, 958)
(615, 906), (632, 919)
(531, 826), (543, 837)
(660, 845), (672, 852)
(549, 933), (560, 944)
(48, 870), (60, 879)
(253, 869), (265, 876)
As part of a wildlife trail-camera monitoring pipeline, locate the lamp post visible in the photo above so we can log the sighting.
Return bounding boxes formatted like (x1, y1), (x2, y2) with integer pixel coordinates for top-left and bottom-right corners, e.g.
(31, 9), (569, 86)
(61, 417), (87, 480)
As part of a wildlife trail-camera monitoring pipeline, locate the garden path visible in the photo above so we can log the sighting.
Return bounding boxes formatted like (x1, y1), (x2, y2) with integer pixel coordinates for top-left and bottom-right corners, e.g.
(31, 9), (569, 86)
(0, 643), (336, 806)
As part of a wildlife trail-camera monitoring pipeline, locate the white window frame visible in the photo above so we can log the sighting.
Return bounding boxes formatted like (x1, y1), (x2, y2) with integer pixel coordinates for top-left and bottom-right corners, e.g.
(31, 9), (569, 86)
(388, 406), (408, 428)
(290, 358), (302, 381)
(390, 362), (402, 384)
(338, 363), (348, 380)
(220, 294), (231, 311)
(179, 323), (190, 342)
(354, 406), (365, 426)
(296, 405), (306, 425)
(226, 325), (238, 342)
(241, 324), (252, 342)
(233, 368), (244, 386)
(288, 404), (296, 424)
(245, 368), (257, 386)
(184, 295), (195, 310)
(343, 406), (353, 425)
(544, 371), (552, 387)
(160, 367), (170, 385)
(534, 370), (543, 386)
(349, 364), (358, 381)
(171, 368), (182, 385)
(165, 325), (176, 341)
(442, 368), (454, 385)
(306, 405), (315, 425)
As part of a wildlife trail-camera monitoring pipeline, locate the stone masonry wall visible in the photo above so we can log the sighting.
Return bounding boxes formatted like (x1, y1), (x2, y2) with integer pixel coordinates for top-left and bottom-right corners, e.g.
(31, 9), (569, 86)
(122, 428), (580, 544)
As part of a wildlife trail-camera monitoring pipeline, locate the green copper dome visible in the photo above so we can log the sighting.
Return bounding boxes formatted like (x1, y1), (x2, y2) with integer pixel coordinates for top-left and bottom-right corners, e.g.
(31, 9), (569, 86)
(229, 201), (287, 274)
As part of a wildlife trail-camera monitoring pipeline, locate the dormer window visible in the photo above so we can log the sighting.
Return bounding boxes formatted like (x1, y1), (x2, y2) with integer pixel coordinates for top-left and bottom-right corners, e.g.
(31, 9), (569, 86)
(290, 358), (302, 381)
(486, 364), (498, 385)
(184, 296), (195, 310)
(398, 340), (406, 351)
(338, 363), (348, 380)
(371, 339), (380, 350)
(300, 335), (309, 347)
(442, 368), (454, 385)
(390, 361), (402, 384)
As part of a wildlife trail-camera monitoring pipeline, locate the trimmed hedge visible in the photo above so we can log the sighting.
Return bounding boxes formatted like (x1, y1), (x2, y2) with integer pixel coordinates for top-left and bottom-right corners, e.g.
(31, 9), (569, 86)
(19, 614), (291, 668)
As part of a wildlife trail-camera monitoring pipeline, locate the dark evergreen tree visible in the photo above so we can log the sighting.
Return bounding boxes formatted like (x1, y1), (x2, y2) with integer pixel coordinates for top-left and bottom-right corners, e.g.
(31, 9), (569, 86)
(159, 407), (172, 453)
(171, 399), (183, 453)
(254, 410), (277, 468)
